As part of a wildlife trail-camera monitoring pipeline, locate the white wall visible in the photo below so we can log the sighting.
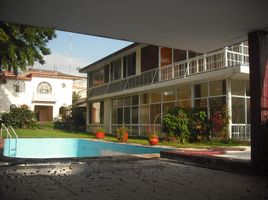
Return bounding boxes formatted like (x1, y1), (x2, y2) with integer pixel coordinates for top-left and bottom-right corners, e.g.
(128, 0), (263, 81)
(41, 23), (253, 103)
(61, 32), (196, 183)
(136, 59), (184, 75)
(0, 77), (73, 119)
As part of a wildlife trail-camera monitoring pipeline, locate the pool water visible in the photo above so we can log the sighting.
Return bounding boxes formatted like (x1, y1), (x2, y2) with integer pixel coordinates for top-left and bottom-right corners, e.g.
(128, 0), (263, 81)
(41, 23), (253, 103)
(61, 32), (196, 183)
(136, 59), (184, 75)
(3, 138), (171, 158)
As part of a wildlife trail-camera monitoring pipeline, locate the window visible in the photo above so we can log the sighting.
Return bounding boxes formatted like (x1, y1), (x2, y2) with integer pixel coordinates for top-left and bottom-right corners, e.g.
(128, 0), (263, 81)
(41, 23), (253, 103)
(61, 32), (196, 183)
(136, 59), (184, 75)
(93, 68), (104, 86)
(231, 80), (244, 96)
(194, 83), (208, 98)
(210, 80), (226, 96)
(123, 53), (136, 77)
(163, 90), (175, 101)
(141, 45), (159, 72)
(151, 92), (161, 103)
(173, 49), (187, 63)
(13, 81), (25, 93)
(37, 82), (52, 94)
(110, 59), (121, 81)
(177, 85), (191, 100)
(160, 47), (172, 67)
(232, 97), (245, 123)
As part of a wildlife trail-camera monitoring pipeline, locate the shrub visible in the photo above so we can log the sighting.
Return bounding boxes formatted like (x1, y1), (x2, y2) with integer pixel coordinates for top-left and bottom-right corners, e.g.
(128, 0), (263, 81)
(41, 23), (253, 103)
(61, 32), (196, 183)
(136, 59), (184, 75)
(209, 105), (230, 141)
(1, 105), (37, 129)
(189, 109), (209, 141)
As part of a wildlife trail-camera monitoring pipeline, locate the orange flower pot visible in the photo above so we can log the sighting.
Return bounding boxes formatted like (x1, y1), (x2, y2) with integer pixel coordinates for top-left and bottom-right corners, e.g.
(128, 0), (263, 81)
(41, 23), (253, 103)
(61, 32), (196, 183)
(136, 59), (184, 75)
(95, 131), (105, 139)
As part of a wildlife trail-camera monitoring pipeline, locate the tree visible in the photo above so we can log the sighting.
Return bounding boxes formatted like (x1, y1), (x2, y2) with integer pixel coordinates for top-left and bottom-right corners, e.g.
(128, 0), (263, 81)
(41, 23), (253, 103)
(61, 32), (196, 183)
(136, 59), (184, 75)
(0, 22), (56, 73)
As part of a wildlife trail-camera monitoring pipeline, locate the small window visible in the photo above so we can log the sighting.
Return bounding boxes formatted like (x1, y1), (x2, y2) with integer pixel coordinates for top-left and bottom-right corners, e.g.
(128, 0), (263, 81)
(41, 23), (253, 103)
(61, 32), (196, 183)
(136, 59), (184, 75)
(37, 82), (52, 94)
(13, 81), (25, 93)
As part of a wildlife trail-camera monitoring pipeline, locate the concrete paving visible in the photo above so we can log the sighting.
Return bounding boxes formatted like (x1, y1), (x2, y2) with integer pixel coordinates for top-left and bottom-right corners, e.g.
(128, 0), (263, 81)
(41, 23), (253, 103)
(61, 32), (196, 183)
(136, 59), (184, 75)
(0, 156), (267, 200)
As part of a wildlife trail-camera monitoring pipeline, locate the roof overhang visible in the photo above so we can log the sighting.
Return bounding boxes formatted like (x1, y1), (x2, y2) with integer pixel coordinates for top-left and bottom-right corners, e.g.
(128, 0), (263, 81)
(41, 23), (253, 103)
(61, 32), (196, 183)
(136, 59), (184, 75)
(0, 0), (267, 52)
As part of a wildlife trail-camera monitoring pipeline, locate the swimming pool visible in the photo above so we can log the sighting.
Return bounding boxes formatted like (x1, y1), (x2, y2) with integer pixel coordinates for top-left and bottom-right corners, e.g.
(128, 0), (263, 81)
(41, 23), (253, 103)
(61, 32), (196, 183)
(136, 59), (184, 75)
(3, 138), (171, 158)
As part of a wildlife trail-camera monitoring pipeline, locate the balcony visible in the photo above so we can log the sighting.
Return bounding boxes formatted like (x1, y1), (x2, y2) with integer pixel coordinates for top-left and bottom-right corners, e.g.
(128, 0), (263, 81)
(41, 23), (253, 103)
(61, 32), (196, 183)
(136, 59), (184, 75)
(88, 44), (249, 98)
(32, 92), (56, 103)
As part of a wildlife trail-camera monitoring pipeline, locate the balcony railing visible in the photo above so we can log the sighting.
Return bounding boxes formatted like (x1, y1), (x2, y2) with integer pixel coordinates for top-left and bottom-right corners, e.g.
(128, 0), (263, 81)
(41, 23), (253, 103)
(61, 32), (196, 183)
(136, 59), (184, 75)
(89, 43), (249, 98)
(32, 92), (56, 103)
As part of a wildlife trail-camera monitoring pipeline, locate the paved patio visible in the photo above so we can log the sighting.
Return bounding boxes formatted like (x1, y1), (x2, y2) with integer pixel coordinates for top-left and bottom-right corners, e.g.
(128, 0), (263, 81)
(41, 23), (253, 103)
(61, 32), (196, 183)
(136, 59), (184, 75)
(0, 156), (267, 200)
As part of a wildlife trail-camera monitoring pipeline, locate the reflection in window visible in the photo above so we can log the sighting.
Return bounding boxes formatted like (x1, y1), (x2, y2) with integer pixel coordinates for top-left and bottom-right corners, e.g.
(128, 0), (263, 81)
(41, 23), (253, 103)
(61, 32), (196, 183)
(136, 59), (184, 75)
(161, 47), (172, 67)
(151, 92), (161, 103)
(37, 82), (52, 94)
(110, 59), (121, 81)
(231, 80), (244, 96)
(232, 97), (245, 123)
(140, 105), (149, 124)
(123, 53), (136, 77)
(150, 104), (161, 124)
(163, 90), (175, 101)
(194, 83), (208, 98)
(93, 68), (104, 86)
(209, 97), (226, 114)
(210, 80), (226, 96)
(177, 85), (191, 100)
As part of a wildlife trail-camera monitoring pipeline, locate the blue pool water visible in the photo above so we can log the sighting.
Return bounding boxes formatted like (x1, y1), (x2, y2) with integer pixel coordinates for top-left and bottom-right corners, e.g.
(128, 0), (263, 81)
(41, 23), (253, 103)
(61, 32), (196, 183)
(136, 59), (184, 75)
(3, 138), (171, 158)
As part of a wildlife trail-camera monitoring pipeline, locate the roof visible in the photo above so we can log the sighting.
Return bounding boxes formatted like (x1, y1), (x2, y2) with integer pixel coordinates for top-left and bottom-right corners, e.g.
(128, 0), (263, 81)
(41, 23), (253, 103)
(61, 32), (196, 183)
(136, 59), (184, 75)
(79, 43), (139, 73)
(2, 68), (86, 81)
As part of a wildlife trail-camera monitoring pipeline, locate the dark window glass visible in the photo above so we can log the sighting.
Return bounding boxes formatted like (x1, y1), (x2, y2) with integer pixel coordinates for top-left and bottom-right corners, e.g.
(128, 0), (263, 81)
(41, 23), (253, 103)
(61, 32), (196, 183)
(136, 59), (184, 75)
(123, 52), (136, 77)
(173, 49), (187, 62)
(141, 45), (159, 72)
(124, 107), (130, 124)
(111, 59), (121, 81)
(117, 108), (123, 124)
(132, 106), (139, 124)
(104, 64), (109, 83)
(132, 95), (139, 105)
(88, 72), (93, 88)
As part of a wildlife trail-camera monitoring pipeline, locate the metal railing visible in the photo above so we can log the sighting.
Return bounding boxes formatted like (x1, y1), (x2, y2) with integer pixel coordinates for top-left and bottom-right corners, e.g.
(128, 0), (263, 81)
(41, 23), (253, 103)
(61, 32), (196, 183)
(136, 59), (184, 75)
(1, 123), (18, 156)
(231, 124), (251, 141)
(88, 44), (249, 98)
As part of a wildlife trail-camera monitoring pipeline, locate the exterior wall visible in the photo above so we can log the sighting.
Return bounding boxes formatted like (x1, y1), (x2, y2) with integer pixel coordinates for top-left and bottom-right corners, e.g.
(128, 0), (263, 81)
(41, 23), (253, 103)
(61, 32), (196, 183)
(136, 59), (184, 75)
(85, 43), (250, 139)
(0, 76), (73, 120)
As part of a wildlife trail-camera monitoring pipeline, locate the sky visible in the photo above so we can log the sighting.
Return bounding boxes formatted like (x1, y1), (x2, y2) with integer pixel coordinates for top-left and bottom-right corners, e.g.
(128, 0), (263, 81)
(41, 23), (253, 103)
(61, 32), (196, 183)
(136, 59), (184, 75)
(33, 31), (132, 76)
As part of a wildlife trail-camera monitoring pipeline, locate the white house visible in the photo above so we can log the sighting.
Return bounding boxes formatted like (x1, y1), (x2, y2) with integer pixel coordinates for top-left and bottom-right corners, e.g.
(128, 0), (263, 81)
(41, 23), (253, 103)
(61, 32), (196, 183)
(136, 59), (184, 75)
(80, 42), (250, 141)
(0, 69), (84, 122)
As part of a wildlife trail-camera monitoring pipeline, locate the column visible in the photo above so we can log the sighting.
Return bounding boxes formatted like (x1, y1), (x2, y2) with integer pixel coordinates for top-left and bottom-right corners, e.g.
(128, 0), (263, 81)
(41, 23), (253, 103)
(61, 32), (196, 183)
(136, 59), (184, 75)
(248, 30), (268, 175)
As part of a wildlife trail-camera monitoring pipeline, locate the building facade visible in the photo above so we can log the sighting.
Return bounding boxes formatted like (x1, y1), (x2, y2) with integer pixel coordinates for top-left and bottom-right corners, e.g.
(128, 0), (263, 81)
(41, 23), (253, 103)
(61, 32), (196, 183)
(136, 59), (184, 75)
(0, 69), (83, 122)
(80, 42), (250, 140)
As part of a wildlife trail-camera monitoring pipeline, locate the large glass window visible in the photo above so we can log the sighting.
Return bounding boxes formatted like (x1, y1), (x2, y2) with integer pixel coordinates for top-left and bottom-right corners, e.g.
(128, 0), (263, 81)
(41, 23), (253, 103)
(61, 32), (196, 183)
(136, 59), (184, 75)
(150, 104), (161, 124)
(209, 97), (226, 114)
(173, 49), (187, 63)
(123, 52), (136, 77)
(110, 59), (121, 81)
(160, 47), (172, 67)
(151, 92), (162, 103)
(177, 85), (191, 100)
(163, 102), (175, 114)
(37, 82), (52, 94)
(140, 93), (149, 104)
(93, 68), (104, 86)
(194, 83), (208, 98)
(163, 90), (175, 101)
(194, 99), (207, 109)
(177, 100), (191, 108)
(210, 80), (226, 96)
(140, 105), (149, 124)
(232, 97), (245, 123)
(231, 80), (244, 96)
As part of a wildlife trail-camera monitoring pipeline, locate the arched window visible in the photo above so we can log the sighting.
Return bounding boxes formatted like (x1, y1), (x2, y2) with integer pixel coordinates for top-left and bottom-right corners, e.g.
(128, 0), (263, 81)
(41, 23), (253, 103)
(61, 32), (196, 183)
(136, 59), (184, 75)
(37, 82), (52, 94)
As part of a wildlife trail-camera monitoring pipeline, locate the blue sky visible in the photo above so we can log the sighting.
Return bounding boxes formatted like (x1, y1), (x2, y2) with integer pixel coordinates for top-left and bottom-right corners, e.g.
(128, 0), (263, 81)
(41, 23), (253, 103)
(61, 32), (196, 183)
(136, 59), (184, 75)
(34, 30), (132, 75)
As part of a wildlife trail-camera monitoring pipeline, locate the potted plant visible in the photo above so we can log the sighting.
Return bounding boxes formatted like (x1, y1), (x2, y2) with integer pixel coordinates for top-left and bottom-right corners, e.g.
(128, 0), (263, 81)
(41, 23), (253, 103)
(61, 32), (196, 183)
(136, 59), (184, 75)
(149, 131), (159, 145)
(148, 113), (161, 145)
(95, 127), (105, 139)
(116, 125), (128, 143)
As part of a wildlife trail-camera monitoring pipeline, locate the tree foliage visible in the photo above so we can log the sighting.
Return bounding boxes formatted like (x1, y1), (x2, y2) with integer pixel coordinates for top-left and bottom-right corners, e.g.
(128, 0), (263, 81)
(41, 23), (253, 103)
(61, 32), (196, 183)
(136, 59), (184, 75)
(0, 22), (56, 73)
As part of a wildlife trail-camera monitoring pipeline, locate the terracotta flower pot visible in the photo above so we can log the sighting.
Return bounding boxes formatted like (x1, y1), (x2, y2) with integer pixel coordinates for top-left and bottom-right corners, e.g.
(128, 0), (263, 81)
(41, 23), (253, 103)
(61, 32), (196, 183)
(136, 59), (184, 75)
(118, 132), (128, 143)
(149, 136), (159, 145)
(95, 131), (105, 139)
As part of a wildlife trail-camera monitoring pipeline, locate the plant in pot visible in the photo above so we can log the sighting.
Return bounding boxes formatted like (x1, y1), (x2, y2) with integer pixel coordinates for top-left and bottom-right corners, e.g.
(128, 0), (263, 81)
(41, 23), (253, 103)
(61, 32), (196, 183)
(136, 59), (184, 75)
(148, 113), (161, 145)
(95, 127), (105, 139)
(116, 125), (128, 143)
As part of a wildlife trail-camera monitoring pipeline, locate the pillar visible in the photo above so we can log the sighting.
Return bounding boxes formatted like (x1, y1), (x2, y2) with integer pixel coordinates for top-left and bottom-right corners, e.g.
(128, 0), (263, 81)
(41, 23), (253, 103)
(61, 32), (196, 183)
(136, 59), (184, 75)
(248, 30), (268, 175)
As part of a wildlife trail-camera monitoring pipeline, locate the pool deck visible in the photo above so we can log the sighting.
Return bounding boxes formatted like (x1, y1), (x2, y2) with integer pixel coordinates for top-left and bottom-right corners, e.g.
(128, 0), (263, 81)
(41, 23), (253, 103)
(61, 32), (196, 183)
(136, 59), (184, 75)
(1, 139), (267, 200)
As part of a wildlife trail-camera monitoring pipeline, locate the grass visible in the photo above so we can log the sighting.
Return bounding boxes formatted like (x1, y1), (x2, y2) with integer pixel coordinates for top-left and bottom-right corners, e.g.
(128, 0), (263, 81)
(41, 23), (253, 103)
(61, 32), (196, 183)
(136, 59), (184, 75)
(1, 128), (250, 148)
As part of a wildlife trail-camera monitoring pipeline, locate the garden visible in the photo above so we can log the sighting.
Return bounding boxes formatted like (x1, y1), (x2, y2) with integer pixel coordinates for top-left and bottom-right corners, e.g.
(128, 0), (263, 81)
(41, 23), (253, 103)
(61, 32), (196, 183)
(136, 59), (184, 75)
(0, 105), (249, 148)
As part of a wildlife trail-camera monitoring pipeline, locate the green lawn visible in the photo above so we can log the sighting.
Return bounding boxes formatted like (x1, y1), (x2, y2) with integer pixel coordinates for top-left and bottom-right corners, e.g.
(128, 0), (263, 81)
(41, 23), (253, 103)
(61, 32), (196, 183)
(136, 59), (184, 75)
(1, 128), (250, 148)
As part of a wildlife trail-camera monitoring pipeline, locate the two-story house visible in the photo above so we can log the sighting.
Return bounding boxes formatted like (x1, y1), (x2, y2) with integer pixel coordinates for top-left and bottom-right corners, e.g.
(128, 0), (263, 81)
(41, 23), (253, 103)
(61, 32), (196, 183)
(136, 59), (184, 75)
(0, 69), (84, 122)
(80, 42), (250, 140)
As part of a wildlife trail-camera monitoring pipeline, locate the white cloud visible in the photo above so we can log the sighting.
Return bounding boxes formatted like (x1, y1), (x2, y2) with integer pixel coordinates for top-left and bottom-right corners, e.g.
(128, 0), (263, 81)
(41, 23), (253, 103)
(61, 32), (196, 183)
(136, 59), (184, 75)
(33, 53), (90, 76)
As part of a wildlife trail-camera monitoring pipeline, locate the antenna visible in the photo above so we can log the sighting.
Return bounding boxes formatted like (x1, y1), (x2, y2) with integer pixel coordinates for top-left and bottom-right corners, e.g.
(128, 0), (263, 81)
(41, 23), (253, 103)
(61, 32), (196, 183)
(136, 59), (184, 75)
(68, 33), (73, 74)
